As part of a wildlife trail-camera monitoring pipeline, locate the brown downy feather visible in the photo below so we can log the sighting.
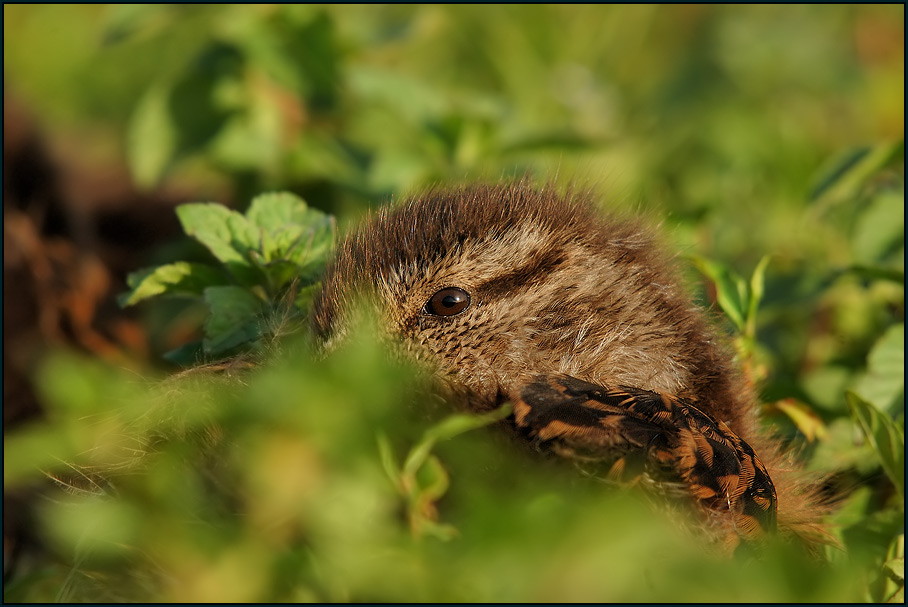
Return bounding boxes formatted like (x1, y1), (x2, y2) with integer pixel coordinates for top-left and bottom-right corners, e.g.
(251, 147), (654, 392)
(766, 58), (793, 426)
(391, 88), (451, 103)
(311, 181), (833, 554)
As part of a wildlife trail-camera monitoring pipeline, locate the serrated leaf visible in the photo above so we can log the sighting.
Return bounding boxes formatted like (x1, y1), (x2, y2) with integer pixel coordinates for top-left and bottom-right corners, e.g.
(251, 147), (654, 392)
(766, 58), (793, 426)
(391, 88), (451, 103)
(202, 286), (265, 355)
(119, 262), (225, 307)
(176, 203), (261, 286)
(847, 391), (905, 503)
(246, 192), (314, 232)
(853, 324), (905, 413)
(177, 203), (254, 263)
(247, 192), (335, 272)
(247, 193), (307, 264)
(296, 216), (335, 277)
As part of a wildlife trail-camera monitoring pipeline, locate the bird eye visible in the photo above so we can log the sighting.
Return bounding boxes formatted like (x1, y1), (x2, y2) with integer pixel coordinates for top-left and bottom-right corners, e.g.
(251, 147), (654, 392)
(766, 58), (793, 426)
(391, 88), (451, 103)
(425, 287), (471, 317)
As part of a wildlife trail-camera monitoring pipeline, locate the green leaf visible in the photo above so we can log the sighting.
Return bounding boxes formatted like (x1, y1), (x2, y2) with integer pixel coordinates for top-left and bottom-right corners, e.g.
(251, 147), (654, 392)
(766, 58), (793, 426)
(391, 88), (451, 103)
(689, 255), (746, 332)
(119, 262), (225, 307)
(376, 432), (401, 488)
(202, 286), (265, 355)
(296, 215), (335, 279)
(846, 390), (905, 504)
(257, 258), (304, 292)
(347, 65), (448, 124)
(853, 324), (905, 413)
(246, 192), (314, 233)
(177, 203), (254, 263)
(810, 141), (905, 203)
(746, 255), (770, 338)
(176, 203), (261, 286)
(852, 191), (905, 266)
(127, 83), (177, 188)
(768, 398), (827, 442)
(245, 191), (335, 288)
(169, 42), (242, 152)
(809, 418), (879, 476)
(247, 193), (334, 269)
(800, 365), (854, 412)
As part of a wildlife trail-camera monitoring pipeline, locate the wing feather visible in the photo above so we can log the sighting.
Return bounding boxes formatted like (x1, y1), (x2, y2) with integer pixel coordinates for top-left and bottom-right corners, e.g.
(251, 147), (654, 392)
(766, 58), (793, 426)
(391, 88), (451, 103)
(511, 375), (777, 542)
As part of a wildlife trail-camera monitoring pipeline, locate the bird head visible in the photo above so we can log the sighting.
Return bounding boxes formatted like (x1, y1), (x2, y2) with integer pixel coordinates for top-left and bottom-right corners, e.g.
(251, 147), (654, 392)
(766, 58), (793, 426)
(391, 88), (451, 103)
(312, 183), (713, 413)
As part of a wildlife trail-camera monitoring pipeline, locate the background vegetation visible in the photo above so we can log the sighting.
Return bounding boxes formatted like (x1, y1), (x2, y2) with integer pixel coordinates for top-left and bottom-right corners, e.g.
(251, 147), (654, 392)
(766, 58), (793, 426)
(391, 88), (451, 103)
(3, 4), (903, 602)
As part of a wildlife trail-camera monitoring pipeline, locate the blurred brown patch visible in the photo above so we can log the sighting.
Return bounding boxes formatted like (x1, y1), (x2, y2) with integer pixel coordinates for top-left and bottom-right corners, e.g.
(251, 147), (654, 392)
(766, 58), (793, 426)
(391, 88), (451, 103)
(3, 96), (191, 422)
(3, 94), (192, 579)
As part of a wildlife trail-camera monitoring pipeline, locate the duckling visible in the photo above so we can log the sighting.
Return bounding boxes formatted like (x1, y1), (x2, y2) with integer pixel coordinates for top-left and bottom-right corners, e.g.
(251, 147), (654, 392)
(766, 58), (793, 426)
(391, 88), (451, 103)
(312, 182), (830, 554)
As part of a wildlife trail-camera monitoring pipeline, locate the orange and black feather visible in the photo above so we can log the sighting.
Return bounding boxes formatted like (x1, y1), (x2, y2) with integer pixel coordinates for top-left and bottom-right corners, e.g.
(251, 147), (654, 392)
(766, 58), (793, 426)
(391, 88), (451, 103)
(511, 375), (777, 541)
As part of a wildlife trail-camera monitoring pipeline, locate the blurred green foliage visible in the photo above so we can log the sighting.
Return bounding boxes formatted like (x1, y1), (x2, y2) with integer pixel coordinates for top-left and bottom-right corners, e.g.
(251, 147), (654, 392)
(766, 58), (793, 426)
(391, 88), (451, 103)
(3, 4), (904, 603)
(0, 334), (869, 603)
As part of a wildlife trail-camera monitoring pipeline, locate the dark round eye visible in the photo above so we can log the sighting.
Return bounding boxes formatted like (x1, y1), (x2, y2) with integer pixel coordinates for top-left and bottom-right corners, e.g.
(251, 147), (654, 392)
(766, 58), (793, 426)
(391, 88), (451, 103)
(425, 287), (471, 317)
